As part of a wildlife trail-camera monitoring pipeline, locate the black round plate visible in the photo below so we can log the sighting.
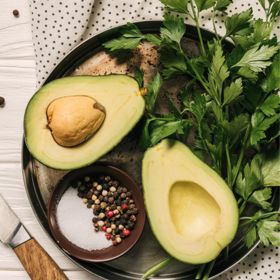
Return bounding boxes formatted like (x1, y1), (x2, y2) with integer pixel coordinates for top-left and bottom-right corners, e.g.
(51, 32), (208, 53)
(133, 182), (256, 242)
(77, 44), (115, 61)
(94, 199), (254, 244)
(22, 21), (279, 280)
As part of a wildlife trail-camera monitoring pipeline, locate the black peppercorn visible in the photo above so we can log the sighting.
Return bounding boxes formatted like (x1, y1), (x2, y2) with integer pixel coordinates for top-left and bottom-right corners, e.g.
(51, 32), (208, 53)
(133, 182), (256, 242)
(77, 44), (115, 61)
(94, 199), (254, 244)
(110, 204), (117, 210)
(78, 185), (86, 192)
(130, 215), (137, 222)
(113, 180), (119, 186)
(123, 214), (129, 220)
(86, 191), (93, 199)
(103, 183), (109, 190)
(131, 208), (138, 215)
(127, 221), (135, 230)
(12, 10), (19, 17)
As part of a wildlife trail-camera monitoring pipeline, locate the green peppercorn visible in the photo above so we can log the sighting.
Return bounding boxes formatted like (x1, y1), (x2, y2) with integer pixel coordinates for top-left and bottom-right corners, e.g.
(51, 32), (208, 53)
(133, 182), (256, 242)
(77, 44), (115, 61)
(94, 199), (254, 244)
(84, 176), (90, 182)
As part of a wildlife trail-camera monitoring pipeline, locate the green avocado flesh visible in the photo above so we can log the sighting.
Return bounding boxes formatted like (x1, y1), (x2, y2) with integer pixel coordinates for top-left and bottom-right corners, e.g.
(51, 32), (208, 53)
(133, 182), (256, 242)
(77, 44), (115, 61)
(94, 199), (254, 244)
(142, 139), (239, 264)
(24, 75), (145, 170)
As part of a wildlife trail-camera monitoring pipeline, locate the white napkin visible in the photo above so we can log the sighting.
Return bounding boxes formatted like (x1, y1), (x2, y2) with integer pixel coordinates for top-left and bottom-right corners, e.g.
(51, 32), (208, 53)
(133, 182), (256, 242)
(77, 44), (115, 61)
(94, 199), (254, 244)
(28, 1), (279, 279)
(29, 0), (280, 86)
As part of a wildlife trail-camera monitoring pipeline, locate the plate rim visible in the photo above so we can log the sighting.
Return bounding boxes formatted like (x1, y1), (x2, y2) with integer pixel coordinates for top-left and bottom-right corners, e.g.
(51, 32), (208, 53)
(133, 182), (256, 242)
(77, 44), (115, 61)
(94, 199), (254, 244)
(21, 20), (279, 280)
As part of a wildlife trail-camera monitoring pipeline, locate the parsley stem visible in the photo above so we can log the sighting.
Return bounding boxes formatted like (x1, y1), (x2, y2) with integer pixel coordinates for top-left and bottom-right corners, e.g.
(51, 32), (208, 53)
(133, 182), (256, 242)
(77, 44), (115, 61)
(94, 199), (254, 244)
(189, 0), (206, 56)
(186, 60), (211, 95)
(225, 142), (232, 188)
(231, 125), (251, 186)
(240, 211), (280, 222)
(195, 264), (206, 279)
(239, 200), (247, 215)
(142, 257), (173, 279)
(202, 260), (216, 280)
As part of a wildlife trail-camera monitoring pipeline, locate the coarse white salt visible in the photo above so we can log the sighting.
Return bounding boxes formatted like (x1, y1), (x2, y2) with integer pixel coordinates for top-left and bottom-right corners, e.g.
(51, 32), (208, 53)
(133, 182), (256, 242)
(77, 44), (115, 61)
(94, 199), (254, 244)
(56, 187), (111, 251)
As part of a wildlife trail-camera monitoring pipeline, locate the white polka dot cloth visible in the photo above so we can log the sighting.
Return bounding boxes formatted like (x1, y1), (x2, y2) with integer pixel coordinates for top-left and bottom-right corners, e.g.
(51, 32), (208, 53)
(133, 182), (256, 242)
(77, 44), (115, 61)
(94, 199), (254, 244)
(28, 1), (279, 279)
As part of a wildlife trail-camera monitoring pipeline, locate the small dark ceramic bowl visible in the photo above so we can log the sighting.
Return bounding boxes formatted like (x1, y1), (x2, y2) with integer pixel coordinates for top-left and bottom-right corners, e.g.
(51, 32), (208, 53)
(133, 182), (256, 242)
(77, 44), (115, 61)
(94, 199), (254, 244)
(48, 163), (146, 262)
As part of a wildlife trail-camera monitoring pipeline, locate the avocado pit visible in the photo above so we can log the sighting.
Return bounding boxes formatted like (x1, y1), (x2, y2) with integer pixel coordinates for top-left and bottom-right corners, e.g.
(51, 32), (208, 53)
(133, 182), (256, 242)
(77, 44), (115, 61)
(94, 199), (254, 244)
(47, 95), (106, 147)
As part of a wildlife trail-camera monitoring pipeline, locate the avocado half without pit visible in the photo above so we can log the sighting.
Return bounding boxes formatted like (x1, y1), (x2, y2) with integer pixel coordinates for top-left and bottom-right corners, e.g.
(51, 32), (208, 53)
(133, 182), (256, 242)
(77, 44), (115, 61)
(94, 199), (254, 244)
(142, 139), (239, 264)
(24, 75), (145, 170)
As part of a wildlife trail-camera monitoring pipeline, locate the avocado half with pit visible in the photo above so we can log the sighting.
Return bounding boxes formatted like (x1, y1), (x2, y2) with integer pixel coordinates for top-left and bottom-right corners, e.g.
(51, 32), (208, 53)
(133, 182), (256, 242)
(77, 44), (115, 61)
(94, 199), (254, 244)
(142, 139), (239, 264)
(24, 75), (145, 170)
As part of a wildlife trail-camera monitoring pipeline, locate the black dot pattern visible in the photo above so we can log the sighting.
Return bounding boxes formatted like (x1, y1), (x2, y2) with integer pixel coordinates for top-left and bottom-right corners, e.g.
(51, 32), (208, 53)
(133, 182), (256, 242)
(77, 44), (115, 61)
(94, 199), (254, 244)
(29, 0), (280, 85)
(29, 0), (279, 277)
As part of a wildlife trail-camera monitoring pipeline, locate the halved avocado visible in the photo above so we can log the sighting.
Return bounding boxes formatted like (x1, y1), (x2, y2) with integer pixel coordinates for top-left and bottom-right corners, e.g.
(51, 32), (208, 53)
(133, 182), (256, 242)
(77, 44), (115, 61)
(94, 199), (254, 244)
(24, 75), (145, 170)
(142, 139), (239, 264)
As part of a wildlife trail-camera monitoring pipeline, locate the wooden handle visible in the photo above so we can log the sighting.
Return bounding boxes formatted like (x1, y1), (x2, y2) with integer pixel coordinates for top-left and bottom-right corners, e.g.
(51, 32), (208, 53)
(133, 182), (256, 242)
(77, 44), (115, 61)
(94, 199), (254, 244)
(14, 238), (68, 280)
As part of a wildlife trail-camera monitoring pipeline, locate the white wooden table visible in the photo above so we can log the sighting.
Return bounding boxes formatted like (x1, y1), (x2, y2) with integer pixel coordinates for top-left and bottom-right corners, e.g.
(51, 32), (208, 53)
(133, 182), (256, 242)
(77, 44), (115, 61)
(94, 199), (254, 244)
(0, 0), (95, 279)
(0, 0), (278, 279)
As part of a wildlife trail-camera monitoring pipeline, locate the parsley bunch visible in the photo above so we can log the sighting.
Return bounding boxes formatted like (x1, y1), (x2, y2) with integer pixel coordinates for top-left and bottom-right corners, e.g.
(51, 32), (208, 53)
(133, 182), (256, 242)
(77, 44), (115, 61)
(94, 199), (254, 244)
(104, 0), (280, 279)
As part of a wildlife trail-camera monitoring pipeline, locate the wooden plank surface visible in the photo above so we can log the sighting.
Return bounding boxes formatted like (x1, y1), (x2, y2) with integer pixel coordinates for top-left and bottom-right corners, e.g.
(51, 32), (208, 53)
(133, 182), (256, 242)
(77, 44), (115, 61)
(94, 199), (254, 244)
(0, 0), (95, 279)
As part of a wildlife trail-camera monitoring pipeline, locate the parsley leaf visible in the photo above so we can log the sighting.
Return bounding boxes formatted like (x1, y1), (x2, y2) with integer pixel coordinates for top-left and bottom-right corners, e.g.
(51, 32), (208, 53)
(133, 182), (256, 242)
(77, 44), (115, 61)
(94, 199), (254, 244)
(214, 0), (232, 12)
(223, 78), (243, 106)
(254, 153), (280, 187)
(244, 226), (257, 248)
(258, 220), (280, 246)
(237, 67), (258, 82)
(223, 114), (249, 146)
(150, 120), (187, 145)
(160, 14), (186, 50)
(103, 23), (161, 52)
(270, 1), (280, 19)
(144, 72), (163, 113)
(103, 37), (142, 51)
(160, 0), (189, 13)
(186, 93), (207, 124)
(134, 68), (144, 88)
(242, 211), (280, 248)
(236, 162), (261, 201)
(259, 94), (280, 117)
(140, 116), (191, 148)
(250, 111), (279, 145)
(232, 19), (273, 49)
(248, 188), (272, 210)
(161, 48), (188, 79)
(194, 0), (216, 12)
(232, 44), (280, 73)
(262, 52), (280, 93)
(225, 9), (253, 37)
(208, 42), (229, 104)
(144, 34), (162, 46)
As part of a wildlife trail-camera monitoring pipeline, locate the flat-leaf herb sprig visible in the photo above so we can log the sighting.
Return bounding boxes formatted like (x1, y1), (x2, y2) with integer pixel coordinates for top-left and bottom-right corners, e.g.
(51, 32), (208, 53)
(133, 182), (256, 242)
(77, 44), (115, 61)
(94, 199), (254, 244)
(103, 0), (280, 279)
